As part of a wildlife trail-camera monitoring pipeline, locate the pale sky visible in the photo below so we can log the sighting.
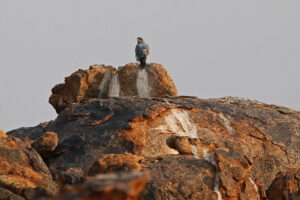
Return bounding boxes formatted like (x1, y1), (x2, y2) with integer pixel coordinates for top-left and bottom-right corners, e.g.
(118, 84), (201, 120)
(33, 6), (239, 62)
(0, 0), (299, 131)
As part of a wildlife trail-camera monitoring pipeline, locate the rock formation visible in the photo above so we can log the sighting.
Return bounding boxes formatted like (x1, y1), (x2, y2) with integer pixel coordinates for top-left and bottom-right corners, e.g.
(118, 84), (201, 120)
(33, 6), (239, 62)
(0, 131), (58, 200)
(49, 63), (178, 113)
(3, 63), (300, 199)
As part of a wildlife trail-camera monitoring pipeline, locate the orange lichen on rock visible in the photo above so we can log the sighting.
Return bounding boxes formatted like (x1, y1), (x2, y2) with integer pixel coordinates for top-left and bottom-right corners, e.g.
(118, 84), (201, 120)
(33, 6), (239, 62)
(0, 130), (8, 138)
(49, 63), (178, 113)
(0, 174), (36, 189)
(32, 131), (58, 157)
(0, 158), (11, 175)
(267, 168), (300, 200)
(49, 65), (115, 113)
(0, 134), (58, 199)
(87, 153), (144, 176)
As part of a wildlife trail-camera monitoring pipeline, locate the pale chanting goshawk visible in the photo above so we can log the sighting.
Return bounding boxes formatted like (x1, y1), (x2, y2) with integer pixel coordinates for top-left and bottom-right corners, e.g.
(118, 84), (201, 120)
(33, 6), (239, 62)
(135, 37), (150, 67)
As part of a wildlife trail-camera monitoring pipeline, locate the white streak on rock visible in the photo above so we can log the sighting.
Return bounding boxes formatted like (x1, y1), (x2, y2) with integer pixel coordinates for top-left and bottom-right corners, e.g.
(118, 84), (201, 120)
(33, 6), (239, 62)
(162, 109), (198, 138)
(98, 70), (111, 98)
(191, 145), (199, 158)
(249, 177), (260, 198)
(151, 109), (198, 155)
(154, 108), (222, 199)
(137, 69), (150, 97)
(203, 149), (222, 200)
(58, 97), (63, 107)
(108, 74), (120, 97)
(219, 113), (234, 135)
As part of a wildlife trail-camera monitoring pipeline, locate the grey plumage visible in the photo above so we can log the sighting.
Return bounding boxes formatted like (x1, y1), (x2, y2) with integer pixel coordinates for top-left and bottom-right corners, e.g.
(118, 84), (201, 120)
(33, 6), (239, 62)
(135, 38), (150, 62)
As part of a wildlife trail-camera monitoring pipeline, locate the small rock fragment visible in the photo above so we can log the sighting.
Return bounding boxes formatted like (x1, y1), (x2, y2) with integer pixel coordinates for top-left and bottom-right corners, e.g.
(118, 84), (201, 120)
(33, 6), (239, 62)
(87, 153), (144, 176)
(32, 131), (58, 158)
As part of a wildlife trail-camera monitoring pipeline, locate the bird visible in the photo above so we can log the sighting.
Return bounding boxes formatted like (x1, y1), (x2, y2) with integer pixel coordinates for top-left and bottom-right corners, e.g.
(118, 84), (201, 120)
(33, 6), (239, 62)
(135, 37), (150, 67)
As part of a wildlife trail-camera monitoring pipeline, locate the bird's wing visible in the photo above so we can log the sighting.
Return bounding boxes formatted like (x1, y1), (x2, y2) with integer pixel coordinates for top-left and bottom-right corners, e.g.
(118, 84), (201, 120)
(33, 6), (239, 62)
(144, 44), (150, 58)
(135, 45), (139, 61)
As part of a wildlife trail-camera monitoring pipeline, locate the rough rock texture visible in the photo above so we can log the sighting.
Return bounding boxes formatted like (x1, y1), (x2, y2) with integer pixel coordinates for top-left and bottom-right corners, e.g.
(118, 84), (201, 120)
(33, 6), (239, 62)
(8, 122), (50, 141)
(49, 65), (116, 113)
(165, 136), (262, 199)
(0, 131), (58, 200)
(0, 187), (26, 200)
(8, 96), (300, 199)
(139, 155), (219, 200)
(117, 63), (177, 98)
(49, 63), (177, 113)
(266, 168), (300, 200)
(32, 131), (58, 158)
(55, 172), (148, 200)
(87, 153), (144, 176)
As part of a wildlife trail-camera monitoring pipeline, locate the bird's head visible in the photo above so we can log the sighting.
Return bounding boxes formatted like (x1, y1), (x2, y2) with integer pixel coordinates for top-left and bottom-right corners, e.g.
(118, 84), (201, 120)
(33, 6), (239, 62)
(137, 37), (143, 43)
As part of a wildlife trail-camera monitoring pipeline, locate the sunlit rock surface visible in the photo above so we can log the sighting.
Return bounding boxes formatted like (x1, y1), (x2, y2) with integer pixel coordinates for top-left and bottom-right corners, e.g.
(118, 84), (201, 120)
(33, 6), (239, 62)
(4, 63), (300, 200)
(8, 96), (300, 199)
(0, 131), (58, 200)
(49, 63), (178, 113)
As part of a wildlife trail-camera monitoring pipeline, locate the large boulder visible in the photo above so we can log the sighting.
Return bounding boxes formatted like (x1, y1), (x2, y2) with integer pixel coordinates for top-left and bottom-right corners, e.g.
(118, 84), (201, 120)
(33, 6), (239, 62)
(0, 130), (58, 200)
(8, 96), (300, 199)
(49, 63), (178, 113)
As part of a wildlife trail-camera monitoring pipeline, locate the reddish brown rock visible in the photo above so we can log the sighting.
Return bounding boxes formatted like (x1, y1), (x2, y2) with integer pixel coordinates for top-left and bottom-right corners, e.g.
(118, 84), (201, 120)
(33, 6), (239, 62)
(87, 153), (144, 176)
(32, 131), (58, 158)
(214, 149), (261, 200)
(0, 130), (8, 138)
(117, 63), (178, 97)
(49, 65), (116, 113)
(267, 168), (300, 200)
(49, 63), (178, 113)
(139, 155), (218, 200)
(166, 135), (215, 157)
(0, 131), (58, 199)
(8, 97), (300, 198)
(56, 172), (148, 200)
(166, 136), (261, 200)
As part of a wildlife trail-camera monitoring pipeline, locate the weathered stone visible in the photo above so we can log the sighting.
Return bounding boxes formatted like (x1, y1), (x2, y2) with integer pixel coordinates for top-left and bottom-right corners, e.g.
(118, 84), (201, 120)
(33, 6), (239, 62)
(55, 172), (148, 200)
(0, 187), (25, 200)
(0, 131), (58, 199)
(8, 97), (300, 193)
(0, 130), (8, 138)
(7, 122), (50, 140)
(32, 131), (58, 158)
(87, 153), (144, 176)
(48, 63), (178, 113)
(267, 168), (300, 200)
(117, 63), (178, 98)
(139, 155), (217, 200)
(214, 149), (260, 199)
(166, 135), (215, 158)
(49, 65), (116, 113)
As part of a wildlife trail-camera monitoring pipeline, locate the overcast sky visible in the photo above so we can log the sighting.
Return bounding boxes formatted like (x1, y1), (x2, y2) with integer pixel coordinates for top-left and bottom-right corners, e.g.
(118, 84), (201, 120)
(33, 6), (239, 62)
(0, 0), (299, 131)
